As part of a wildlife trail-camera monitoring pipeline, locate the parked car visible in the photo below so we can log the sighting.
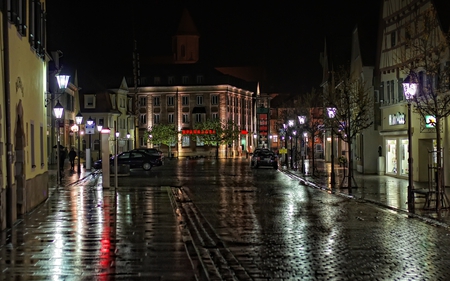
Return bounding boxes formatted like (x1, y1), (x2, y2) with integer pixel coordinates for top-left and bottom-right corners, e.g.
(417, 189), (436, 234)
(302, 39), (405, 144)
(250, 150), (278, 169)
(93, 151), (163, 171)
(131, 148), (163, 158)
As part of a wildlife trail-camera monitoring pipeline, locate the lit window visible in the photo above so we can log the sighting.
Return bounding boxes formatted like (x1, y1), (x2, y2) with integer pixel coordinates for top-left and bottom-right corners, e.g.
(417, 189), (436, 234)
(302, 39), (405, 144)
(85, 95), (96, 108)
(140, 114), (147, 125)
(182, 114), (189, 124)
(167, 96), (175, 106)
(154, 96), (160, 106)
(182, 135), (190, 147)
(139, 97), (146, 107)
(211, 95), (218, 105)
(196, 96), (203, 105)
(154, 114), (160, 124)
(196, 136), (204, 146)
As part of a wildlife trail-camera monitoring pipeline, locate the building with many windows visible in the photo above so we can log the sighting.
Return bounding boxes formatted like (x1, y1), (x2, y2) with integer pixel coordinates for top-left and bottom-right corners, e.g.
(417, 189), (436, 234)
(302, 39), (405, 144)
(376, 0), (450, 182)
(0, 0), (49, 229)
(129, 9), (256, 158)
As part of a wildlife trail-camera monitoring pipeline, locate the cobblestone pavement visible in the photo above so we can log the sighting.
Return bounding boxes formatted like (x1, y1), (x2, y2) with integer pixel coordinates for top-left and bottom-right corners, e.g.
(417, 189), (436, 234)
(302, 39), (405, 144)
(177, 159), (450, 280)
(283, 159), (450, 227)
(0, 164), (195, 280)
(2, 158), (450, 280)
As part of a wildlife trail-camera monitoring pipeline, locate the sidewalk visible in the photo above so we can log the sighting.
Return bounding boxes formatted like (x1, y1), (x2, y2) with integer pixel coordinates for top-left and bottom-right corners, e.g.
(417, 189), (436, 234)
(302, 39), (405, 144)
(47, 159), (96, 189)
(281, 159), (450, 228)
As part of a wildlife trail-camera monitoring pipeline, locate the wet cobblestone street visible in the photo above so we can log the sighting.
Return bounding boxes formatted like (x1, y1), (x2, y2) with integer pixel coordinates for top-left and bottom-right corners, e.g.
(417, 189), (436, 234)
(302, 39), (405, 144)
(1, 159), (450, 280)
(0, 173), (194, 280)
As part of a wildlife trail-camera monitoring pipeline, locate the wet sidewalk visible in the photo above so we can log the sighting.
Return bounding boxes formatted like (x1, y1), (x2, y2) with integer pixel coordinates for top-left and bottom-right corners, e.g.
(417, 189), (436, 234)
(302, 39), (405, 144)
(0, 161), (195, 280)
(281, 159), (450, 227)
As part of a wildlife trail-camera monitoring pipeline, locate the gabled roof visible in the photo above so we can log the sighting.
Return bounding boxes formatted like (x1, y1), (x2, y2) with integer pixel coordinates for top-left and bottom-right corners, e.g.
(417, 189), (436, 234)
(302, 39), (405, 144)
(131, 62), (256, 92)
(433, 0), (450, 32)
(175, 8), (199, 36)
(79, 91), (121, 115)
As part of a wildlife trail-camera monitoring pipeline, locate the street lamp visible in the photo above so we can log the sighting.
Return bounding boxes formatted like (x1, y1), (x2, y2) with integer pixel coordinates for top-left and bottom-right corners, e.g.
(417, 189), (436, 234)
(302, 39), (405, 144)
(298, 115), (306, 174)
(75, 112), (83, 173)
(115, 131), (119, 188)
(97, 119), (103, 160)
(53, 100), (64, 184)
(85, 116), (95, 170)
(288, 120), (294, 168)
(293, 130), (297, 169)
(403, 72), (418, 213)
(327, 107), (337, 190)
(127, 133), (131, 151)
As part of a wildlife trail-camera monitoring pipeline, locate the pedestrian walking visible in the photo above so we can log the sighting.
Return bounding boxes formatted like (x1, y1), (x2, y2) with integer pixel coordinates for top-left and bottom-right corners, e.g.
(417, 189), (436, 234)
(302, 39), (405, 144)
(68, 147), (77, 170)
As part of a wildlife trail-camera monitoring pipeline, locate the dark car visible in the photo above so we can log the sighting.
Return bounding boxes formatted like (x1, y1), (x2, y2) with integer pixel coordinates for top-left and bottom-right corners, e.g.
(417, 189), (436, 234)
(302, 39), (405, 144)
(250, 150), (278, 169)
(93, 151), (163, 171)
(132, 148), (163, 158)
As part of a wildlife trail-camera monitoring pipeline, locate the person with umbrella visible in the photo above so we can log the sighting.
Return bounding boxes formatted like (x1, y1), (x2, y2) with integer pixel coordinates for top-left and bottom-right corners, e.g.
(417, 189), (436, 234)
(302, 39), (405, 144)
(68, 147), (77, 171)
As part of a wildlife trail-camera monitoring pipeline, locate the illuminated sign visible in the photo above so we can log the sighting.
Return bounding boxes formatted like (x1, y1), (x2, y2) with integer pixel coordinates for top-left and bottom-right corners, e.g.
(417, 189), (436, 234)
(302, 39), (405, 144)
(389, 112), (405, 125)
(182, 129), (216, 135)
(425, 115), (436, 128)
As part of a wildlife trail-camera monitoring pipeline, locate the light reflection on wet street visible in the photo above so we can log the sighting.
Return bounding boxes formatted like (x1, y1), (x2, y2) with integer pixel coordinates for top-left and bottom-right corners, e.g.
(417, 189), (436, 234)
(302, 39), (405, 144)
(1, 158), (450, 280)
(173, 158), (450, 280)
(0, 174), (194, 280)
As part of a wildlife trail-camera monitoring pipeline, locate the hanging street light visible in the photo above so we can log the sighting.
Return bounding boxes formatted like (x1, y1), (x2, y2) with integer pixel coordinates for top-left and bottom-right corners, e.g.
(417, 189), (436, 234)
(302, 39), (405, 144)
(403, 71), (418, 213)
(75, 112), (83, 173)
(53, 100), (64, 184)
(298, 115), (306, 174)
(327, 107), (337, 190)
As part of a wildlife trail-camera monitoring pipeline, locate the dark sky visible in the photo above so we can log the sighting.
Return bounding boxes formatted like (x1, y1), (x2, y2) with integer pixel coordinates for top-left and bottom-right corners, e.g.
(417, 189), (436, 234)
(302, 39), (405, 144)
(46, 1), (381, 93)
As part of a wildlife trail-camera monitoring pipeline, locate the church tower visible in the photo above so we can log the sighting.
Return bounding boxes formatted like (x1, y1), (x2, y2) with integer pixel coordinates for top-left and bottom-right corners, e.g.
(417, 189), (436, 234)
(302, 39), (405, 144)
(172, 8), (200, 64)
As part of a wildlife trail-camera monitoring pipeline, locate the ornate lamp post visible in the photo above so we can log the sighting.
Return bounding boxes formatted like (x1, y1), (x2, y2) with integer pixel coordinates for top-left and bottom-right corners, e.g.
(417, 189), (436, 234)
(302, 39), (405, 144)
(85, 116), (95, 170)
(97, 119), (103, 159)
(403, 72), (418, 213)
(53, 100), (64, 184)
(298, 115), (306, 174)
(327, 107), (337, 190)
(75, 112), (83, 173)
(288, 120), (294, 168)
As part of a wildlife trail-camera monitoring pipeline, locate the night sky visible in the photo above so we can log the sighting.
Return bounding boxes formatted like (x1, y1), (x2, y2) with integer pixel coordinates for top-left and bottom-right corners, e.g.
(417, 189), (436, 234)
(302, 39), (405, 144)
(46, 0), (381, 93)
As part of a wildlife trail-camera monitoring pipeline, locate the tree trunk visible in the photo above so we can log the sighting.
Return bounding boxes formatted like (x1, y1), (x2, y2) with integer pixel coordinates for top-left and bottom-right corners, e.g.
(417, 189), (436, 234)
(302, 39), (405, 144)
(436, 118), (442, 211)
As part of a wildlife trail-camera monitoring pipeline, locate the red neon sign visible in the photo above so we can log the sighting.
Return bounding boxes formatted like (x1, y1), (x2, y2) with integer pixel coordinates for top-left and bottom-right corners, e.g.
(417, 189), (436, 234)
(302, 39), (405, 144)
(182, 129), (216, 135)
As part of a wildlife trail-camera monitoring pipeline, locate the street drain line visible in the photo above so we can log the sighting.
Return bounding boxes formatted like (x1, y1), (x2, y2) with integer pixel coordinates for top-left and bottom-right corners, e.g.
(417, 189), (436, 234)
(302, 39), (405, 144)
(168, 186), (252, 281)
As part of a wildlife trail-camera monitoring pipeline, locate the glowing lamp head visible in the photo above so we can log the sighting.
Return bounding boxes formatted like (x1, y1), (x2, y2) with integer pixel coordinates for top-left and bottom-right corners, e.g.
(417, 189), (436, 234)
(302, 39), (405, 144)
(298, 115), (306, 125)
(55, 74), (70, 90)
(75, 112), (83, 125)
(86, 116), (94, 126)
(53, 100), (64, 119)
(403, 72), (418, 101)
(327, 107), (336, 119)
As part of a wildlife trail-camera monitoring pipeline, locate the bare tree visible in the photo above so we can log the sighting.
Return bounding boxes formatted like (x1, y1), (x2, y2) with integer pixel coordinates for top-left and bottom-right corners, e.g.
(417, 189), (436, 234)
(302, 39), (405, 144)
(298, 89), (324, 176)
(326, 67), (374, 193)
(403, 8), (450, 210)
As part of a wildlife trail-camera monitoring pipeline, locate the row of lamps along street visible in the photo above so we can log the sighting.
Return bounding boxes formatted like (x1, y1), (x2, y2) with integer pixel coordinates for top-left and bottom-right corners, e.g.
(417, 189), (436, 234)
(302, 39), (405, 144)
(54, 71), (419, 208)
(53, 73), (125, 187)
(280, 72), (418, 211)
